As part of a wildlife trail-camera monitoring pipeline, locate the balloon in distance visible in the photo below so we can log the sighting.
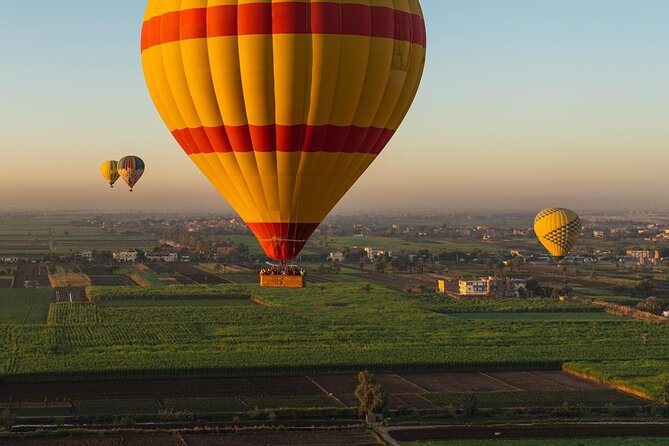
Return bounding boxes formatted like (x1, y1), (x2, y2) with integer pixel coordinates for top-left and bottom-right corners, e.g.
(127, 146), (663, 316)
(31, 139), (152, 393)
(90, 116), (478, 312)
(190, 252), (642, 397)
(100, 160), (120, 188)
(140, 0), (427, 260)
(117, 156), (145, 192)
(534, 208), (582, 259)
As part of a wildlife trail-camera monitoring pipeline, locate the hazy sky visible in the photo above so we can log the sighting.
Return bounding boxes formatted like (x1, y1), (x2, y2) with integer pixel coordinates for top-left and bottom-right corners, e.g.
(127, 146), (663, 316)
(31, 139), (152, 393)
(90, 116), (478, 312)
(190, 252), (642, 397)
(0, 1), (667, 213)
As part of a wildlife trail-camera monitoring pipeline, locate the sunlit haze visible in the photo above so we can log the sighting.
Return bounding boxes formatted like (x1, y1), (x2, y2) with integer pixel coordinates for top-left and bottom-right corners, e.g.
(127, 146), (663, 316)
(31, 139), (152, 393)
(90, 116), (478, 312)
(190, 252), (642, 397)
(1, 0), (667, 213)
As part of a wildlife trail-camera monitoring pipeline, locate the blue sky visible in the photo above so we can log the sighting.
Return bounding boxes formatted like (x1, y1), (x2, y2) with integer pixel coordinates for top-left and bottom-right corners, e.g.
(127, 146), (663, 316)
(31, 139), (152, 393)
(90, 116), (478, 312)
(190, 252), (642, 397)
(0, 1), (667, 212)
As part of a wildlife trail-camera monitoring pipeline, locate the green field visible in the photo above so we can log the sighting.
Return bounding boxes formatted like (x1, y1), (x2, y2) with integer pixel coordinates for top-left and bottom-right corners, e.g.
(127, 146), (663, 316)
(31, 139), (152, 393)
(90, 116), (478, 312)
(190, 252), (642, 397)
(0, 214), (158, 255)
(564, 360), (669, 401)
(1, 283), (668, 400)
(0, 289), (51, 324)
(404, 439), (669, 446)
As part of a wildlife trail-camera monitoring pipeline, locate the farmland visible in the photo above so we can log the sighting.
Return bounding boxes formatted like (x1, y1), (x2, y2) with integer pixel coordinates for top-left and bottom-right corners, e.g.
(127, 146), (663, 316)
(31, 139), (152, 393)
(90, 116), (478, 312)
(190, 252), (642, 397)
(0, 370), (648, 423)
(0, 215), (158, 255)
(0, 283), (668, 402)
(403, 439), (669, 446)
(0, 289), (51, 324)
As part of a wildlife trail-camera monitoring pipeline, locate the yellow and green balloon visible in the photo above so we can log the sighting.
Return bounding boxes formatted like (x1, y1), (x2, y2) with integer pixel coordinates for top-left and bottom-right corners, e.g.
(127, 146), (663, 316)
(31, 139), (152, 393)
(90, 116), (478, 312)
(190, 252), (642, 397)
(100, 160), (119, 188)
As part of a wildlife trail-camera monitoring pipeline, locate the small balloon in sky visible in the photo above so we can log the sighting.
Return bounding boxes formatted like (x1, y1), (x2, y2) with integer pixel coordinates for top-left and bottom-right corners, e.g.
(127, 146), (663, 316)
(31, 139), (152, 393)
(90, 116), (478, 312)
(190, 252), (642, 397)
(100, 160), (119, 189)
(117, 156), (145, 192)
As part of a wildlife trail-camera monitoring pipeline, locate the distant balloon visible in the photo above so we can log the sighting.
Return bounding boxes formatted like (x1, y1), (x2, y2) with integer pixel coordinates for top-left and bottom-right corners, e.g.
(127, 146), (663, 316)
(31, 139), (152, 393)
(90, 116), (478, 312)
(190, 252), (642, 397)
(100, 160), (119, 188)
(117, 156), (145, 192)
(534, 208), (582, 259)
(140, 0), (427, 260)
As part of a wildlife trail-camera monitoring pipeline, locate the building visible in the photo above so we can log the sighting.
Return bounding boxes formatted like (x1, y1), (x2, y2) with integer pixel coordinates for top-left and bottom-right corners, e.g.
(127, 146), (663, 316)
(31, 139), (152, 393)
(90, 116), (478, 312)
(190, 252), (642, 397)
(145, 252), (179, 263)
(459, 277), (527, 298)
(364, 247), (385, 261)
(74, 251), (93, 262)
(626, 250), (661, 266)
(113, 250), (138, 262)
(459, 278), (491, 296)
(328, 252), (345, 262)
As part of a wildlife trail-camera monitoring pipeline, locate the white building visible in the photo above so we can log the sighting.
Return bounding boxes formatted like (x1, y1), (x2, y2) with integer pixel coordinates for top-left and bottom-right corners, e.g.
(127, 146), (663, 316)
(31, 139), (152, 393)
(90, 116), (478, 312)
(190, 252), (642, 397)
(328, 252), (345, 262)
(113, 250), (138, 262)
(145, 252), (179, 263)
(74, 251), (93, 262)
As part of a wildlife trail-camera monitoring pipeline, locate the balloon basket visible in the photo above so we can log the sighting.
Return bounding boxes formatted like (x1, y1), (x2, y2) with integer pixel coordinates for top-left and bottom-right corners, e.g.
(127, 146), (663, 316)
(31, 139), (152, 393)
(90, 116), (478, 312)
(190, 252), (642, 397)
(259, 274), (305, 288)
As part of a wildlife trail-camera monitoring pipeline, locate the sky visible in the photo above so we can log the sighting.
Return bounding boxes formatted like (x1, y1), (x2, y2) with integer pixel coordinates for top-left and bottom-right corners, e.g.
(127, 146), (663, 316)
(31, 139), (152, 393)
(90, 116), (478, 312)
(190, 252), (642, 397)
(0, 0), (667, 214)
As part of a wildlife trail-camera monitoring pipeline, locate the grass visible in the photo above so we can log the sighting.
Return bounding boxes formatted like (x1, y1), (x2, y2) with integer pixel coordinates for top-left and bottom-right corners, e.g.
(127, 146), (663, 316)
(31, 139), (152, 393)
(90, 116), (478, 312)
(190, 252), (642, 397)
(0, 289), (52, 324)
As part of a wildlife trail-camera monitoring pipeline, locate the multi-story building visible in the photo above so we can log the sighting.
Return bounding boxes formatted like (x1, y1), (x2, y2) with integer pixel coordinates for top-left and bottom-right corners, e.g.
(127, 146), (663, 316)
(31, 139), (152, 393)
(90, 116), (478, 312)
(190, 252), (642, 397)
(459, 277), (527, 298)
(459, 278), (490, 296)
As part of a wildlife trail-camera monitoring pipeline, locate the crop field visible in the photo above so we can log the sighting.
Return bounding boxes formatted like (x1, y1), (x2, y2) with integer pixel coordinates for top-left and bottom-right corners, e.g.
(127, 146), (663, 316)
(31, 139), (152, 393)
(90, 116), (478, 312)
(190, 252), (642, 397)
(2, 430), (381, 446)
(1, 371), (642, 421)
(404, 439), (669, 446)
(0, 283), (668, 401)
(0, 289), (51, 324)
(143, 263), (233, 285)
(12, 263), (50, 289)
(0, 215), (159, 255)
(89, 275), (136, 286)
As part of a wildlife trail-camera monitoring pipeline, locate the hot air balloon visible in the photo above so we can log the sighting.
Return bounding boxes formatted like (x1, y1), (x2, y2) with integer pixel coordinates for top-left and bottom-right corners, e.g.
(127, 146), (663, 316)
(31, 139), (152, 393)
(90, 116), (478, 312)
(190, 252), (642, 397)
(534, 208), (582, 259)
(100, 160), (120, 188)
(117, 156), (145, 192)
(141, 0), (427, 261)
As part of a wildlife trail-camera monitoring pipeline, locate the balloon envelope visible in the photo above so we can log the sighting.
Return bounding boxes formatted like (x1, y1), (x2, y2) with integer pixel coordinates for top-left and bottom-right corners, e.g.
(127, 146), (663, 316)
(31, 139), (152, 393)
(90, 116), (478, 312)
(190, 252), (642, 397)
(141, 0), (427, 260)
(117, 156), (145, 191)
(100, 160), (119, 188)
(534, 208), (582, 259)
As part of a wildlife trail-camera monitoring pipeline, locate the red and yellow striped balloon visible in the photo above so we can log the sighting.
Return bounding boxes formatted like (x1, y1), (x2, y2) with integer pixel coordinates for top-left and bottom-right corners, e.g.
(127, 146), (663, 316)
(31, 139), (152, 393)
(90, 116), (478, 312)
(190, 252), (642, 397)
(141, 0), (427, 260)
